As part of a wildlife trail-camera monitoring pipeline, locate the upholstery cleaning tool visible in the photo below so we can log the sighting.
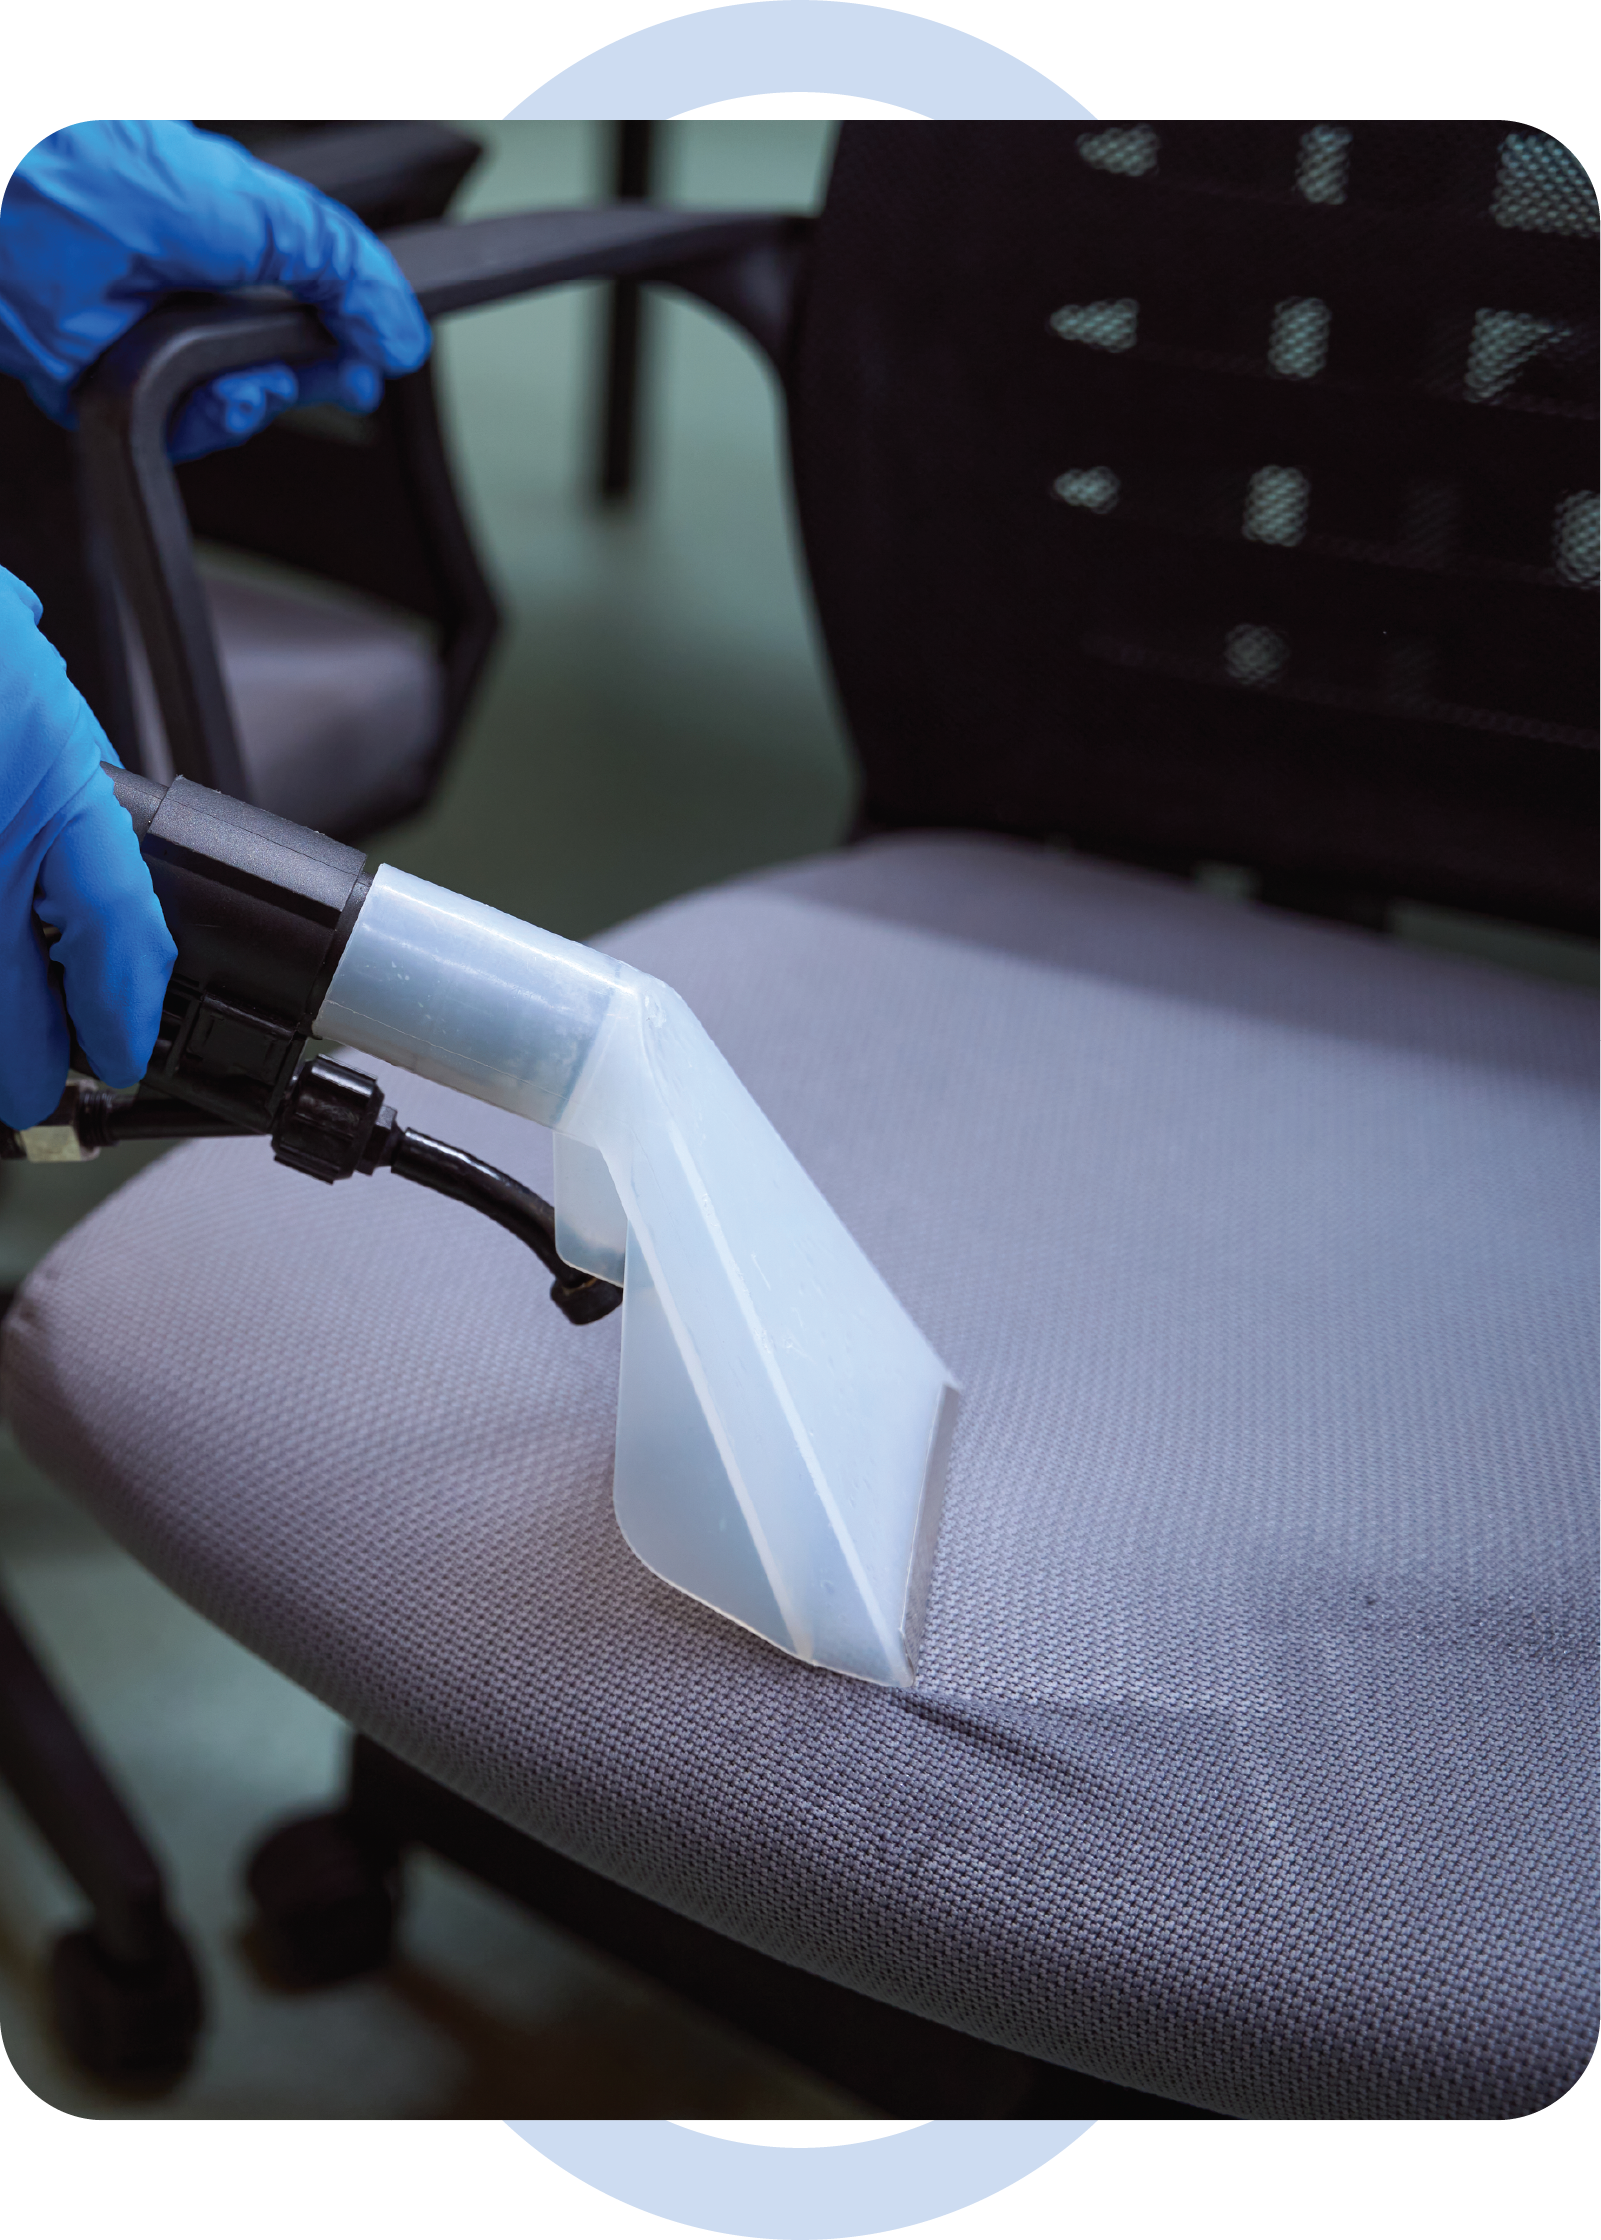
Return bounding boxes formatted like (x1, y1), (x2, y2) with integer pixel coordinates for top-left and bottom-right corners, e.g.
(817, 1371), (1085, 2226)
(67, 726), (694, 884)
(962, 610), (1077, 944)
(9, 769), (958, 1687)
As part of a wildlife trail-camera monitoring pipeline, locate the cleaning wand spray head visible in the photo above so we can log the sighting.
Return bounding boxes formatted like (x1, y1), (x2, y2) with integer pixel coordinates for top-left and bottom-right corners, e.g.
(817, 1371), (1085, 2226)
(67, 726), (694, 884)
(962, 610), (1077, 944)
(316, 866), (960, 1686)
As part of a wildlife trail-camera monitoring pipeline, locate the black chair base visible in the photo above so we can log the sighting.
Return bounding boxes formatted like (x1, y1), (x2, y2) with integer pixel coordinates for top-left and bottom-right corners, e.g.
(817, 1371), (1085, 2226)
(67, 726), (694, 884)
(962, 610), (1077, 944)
(49, 1921), (203, 2081)
(246, 1808), (398, 1986)
(0, 1585), (204, 2084)
(245, 1734), (1220, 2121)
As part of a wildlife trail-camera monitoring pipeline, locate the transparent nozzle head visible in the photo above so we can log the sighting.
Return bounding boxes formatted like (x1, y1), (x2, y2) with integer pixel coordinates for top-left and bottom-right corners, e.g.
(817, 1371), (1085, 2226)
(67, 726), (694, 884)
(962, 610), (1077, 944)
(319, 866), (959, 1685)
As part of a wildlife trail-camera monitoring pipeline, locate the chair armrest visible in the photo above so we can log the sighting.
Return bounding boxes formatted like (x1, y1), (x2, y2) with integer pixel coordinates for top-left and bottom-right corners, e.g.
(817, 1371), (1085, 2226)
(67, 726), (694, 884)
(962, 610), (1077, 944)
(73, 204), (814, 799)
(390, 205), (807, 324)
(246, 122), (483, 226)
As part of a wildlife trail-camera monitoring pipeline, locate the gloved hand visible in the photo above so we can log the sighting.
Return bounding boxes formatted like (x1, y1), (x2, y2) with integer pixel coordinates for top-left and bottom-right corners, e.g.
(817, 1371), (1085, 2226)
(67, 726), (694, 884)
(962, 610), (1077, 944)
(0, 120), (430, 462)
(1, 566), (176, 1129)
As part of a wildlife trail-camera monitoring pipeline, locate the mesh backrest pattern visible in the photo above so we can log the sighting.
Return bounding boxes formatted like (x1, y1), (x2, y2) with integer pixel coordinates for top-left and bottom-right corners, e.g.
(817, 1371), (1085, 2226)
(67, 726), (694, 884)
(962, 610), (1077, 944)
(788, 124), (1598, 929)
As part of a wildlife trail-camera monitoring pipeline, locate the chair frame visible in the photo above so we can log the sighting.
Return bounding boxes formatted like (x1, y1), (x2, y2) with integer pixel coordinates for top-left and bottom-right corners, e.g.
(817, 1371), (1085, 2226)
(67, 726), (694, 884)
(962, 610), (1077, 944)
(0, 122), (498, 838)
(74, 204), (811, 821)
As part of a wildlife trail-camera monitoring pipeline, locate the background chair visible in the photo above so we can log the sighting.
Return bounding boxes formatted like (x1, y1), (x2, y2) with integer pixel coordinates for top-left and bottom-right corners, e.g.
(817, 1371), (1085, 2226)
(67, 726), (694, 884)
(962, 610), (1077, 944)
(2, 122), (1596, 2118)
(0, 119), (498, 840)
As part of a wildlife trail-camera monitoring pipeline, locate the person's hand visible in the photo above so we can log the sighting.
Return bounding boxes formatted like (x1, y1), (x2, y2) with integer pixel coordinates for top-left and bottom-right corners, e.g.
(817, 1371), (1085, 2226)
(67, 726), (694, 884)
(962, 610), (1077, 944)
(0, 119), (431, 462)
(1, 566), (176, 1129)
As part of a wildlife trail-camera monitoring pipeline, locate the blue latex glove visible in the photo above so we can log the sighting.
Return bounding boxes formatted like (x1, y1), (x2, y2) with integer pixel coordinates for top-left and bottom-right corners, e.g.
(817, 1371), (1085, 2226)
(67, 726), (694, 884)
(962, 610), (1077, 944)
(0, 120), (430, 462)
(1, 566), (176, 1129)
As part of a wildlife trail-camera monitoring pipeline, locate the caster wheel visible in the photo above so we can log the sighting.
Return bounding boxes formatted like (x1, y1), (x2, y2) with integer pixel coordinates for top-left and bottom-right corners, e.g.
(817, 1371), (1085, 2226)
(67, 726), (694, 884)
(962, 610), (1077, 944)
(246, 1811), (398, 1985)
(49, 1923), (203, 2082)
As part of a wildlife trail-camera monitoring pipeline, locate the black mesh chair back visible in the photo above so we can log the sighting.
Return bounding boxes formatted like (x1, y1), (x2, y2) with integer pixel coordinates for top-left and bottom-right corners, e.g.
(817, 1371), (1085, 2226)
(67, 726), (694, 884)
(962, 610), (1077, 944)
(786, 122), (1598, 932)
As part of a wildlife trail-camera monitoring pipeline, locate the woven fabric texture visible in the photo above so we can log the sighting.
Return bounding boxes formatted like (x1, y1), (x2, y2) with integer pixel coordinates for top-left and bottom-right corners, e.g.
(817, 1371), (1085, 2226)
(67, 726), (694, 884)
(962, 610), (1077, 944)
(4, 834), (1595, 2118)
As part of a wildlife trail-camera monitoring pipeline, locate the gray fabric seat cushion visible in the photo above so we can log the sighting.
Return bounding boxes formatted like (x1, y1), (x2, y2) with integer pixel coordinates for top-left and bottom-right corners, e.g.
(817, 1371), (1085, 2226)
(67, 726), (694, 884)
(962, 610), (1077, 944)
(3, 834), (1595, 2118)
(125, 563), (441, 833)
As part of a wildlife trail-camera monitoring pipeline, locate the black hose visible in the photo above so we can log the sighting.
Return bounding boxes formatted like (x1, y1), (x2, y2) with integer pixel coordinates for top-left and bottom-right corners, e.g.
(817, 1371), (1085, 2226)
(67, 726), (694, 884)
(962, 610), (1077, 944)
(10, 1082), (623, 1329)
(380, 1129), (623, 1326)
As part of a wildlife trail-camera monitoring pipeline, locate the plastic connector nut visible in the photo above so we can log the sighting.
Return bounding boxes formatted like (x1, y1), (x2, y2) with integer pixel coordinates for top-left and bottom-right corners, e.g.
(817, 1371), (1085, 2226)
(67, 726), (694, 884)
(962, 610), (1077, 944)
(270, 1057), (393, 1185)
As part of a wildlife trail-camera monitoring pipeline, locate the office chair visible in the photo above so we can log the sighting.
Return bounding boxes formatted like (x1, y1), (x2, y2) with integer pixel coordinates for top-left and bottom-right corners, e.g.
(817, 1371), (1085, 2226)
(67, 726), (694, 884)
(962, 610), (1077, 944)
(3, 122), (1596, 2118)
(0, 119), (497, 840)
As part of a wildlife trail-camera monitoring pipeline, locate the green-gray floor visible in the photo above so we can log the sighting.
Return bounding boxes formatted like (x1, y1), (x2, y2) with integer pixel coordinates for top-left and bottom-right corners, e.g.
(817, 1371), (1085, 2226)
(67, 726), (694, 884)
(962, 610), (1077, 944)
(0, 119), (1593, 2123)
(386, 118), (851, 938)
(0, 119), (863, 2123)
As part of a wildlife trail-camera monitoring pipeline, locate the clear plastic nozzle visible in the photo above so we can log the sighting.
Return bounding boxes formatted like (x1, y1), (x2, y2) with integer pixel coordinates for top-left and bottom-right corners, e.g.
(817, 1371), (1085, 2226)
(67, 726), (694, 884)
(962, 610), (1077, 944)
(317, 866), (957, 1685)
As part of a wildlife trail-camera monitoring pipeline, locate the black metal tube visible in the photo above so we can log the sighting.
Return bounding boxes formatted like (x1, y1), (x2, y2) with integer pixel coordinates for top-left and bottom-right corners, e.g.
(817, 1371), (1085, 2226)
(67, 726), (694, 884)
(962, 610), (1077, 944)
(75, 1092), (257, 1146)
(2, 1090), (256, 1158)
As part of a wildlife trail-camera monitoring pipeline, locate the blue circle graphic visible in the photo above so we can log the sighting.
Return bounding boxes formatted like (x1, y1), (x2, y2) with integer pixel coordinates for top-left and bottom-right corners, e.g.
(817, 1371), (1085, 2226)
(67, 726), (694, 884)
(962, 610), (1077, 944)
(507, 10), (1088, 2235)
(507, 2120), (1090, 2238)
(508, 2), (1091, 121)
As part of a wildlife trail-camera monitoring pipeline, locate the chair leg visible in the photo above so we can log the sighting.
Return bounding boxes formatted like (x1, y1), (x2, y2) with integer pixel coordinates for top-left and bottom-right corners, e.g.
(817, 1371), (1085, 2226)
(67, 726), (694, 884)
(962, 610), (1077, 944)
(0, 1585), (203, 2079)
(595, 121), (656, 503)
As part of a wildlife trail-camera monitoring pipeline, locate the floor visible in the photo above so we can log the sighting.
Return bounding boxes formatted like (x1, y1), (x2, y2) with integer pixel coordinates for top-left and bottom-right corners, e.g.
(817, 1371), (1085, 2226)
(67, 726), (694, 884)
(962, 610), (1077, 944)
(0, 119), (864, 2123)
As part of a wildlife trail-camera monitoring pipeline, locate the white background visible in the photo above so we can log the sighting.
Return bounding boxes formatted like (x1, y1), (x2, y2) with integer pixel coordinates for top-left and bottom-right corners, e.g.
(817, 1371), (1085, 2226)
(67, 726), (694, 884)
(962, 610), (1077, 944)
(0, 0), (1598, 173)
(1, 5), (1595, 2233)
